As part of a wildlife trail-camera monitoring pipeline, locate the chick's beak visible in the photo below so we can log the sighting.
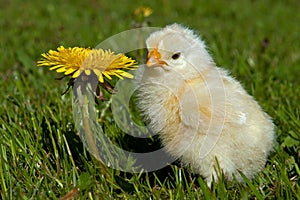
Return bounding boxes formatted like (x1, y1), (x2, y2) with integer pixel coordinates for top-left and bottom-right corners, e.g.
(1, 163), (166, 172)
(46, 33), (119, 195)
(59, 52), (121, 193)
(146, 48), (167, 67)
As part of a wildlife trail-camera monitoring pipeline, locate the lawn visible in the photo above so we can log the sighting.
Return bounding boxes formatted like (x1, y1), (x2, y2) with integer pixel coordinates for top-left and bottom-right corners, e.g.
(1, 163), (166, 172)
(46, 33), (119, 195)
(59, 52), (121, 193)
(0, 0), (299, 199)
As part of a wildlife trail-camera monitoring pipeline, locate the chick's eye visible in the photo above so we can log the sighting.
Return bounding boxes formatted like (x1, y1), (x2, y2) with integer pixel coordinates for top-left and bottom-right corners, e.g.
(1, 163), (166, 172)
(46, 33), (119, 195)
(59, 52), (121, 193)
(171, 52), (181, 60)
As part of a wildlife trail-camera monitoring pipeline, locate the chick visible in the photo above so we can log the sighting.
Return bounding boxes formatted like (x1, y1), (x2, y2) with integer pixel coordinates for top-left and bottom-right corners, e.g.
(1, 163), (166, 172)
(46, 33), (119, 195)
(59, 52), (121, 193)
(136, 23), (275, 185)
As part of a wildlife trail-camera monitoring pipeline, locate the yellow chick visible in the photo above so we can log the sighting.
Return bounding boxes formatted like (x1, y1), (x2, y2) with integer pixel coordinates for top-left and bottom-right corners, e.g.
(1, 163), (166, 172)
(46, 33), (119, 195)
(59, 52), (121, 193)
(137, 23), (275, 185)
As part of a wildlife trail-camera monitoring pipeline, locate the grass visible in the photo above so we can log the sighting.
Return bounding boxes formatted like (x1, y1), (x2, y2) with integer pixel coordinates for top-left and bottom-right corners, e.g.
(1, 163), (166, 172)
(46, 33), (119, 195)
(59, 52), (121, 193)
(0, 0), (299, 199)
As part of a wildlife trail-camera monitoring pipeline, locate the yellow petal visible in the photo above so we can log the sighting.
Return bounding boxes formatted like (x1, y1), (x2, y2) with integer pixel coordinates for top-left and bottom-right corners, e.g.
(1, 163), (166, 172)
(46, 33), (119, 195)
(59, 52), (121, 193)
(56, 68), (67, 73)
(116, 70), (134, 79)
(85, 69), (91, 75)
(65, 68), (77, 75)
(98, 74), (104, 83)
(72, 70), (81, 78)
(110, 72), (123, 79)
(102, 72), (112, 80)
(49, 65), (64, 70)
(93, 69), (102, 77)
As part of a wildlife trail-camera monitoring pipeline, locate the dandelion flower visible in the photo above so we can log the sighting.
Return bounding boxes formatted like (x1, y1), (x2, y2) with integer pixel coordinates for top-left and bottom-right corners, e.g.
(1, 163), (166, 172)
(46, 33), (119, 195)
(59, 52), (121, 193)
(134, 6), (153, 18)
(37, 46), (137, 83)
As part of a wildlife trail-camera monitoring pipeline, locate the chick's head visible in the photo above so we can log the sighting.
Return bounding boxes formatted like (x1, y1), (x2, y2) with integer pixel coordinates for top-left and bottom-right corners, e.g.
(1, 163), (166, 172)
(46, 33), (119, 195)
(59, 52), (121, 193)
(146, 23), (214, 75)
